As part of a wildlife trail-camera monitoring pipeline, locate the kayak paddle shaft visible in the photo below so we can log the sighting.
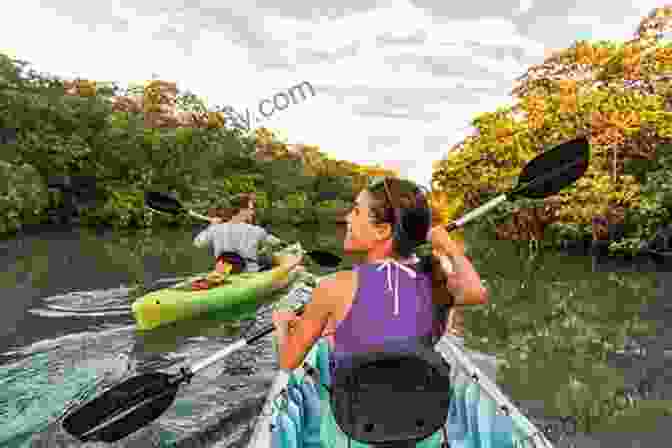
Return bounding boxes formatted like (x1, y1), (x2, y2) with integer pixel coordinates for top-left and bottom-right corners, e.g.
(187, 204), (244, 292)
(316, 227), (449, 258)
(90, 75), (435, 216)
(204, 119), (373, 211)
(447, 194), (508, 231)
(190, 304), (306, 375)
(187, 209), (211, 221)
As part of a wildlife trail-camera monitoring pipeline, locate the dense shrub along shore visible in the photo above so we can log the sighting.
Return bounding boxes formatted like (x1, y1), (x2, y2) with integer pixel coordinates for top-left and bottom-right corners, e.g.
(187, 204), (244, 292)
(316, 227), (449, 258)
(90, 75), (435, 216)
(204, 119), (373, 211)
(0, 54), (398, 237)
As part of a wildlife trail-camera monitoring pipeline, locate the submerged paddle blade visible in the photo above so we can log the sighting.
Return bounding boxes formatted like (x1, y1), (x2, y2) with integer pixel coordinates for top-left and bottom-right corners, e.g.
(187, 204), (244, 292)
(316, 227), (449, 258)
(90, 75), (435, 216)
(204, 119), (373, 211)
(306, 250), (341, 267)
(62, 372), (180, 443)
(514, 137), (590, 199)
(145, 191), (185, 215)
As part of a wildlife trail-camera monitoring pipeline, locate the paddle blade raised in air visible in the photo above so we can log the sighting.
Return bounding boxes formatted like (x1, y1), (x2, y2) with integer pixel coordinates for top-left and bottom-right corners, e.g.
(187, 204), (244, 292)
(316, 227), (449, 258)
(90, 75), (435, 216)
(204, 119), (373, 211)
(515, 137), (590, 199)
(145, 191), (185, 215)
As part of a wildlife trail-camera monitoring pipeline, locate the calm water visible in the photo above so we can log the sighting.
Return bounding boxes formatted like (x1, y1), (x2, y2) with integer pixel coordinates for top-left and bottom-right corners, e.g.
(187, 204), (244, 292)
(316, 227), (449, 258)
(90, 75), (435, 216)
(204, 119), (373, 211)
(1, 223), (671, 447)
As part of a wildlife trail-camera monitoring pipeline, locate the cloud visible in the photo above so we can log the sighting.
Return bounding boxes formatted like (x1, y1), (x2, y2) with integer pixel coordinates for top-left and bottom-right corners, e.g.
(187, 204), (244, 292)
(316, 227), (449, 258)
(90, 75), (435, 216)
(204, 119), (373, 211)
(515, 0), (534, 15)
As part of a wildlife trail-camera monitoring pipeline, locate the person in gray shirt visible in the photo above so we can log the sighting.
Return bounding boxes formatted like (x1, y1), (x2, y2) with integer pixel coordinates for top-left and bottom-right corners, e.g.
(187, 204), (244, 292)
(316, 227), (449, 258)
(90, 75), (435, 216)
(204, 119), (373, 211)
(194, 193), (284, 273)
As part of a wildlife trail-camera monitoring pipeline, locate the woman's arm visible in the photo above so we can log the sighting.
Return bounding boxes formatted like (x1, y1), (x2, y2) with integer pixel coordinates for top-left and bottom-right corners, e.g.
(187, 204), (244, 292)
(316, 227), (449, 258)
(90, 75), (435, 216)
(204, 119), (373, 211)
(442, 253), (489, 306)
(272, 273), (344, 370)
(430, 227), (488, 306)
(193, 226), (214, 249)
(193, 218), (223, 249)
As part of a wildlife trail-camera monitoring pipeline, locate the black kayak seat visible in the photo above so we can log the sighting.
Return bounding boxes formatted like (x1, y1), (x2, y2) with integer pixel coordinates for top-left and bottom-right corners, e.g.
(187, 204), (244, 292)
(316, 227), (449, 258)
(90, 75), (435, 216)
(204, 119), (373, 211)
(217, 252), (247, 274)
(327, 345), (452, 448)
(217, 252), (273, 273)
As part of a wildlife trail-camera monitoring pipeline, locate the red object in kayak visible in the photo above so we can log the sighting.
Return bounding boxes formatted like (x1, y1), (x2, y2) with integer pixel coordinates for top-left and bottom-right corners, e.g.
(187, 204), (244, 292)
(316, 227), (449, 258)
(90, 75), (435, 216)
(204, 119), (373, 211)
(191, 279), (211, 290)
(191, 255), (243, 290)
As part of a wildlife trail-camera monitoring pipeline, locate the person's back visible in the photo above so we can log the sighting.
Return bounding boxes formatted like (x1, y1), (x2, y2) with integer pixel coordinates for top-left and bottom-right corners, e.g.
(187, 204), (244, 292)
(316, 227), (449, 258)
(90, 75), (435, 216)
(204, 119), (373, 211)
(193, 193), (282, 273)
(317, 257), (450, 448)
(194, 222), (277, 272)
(328, 259), (442, 374)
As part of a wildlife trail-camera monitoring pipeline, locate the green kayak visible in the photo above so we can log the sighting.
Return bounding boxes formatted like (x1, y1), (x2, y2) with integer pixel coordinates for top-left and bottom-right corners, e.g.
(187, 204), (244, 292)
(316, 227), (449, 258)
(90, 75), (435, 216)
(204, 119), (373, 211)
(132, 244), (307, 331)
(247, 278), (556, 448)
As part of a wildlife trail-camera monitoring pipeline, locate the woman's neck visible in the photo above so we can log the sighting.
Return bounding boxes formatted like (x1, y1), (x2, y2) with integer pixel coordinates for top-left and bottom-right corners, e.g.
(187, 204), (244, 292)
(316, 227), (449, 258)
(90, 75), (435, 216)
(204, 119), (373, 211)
(366, 248), (400, 263)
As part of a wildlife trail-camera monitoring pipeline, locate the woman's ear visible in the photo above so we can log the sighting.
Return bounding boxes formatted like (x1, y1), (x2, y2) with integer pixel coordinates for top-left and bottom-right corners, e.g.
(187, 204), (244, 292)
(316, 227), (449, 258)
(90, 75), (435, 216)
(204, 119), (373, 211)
(373, 222), (393, 241)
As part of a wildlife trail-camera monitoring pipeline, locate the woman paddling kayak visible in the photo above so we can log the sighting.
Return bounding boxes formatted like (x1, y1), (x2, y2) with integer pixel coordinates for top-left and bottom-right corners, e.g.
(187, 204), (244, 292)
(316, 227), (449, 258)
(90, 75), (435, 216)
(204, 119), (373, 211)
(194, 192), (287, 274)
(271, 177), (488, 446)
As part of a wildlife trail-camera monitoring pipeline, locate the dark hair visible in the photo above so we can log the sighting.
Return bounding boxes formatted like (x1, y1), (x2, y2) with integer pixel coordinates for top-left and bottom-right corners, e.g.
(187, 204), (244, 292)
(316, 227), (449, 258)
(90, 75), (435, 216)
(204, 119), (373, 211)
(367, 177), (431, 257)
(366, 178), (454, 312)
(208, 192), (256, 224)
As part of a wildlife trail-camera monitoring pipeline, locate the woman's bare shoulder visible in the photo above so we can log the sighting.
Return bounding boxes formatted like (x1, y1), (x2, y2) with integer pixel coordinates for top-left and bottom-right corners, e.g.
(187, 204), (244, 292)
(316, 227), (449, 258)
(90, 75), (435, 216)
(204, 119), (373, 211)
(319, 269), (356, 286)
(311, 270), (357, 319)
(315, 270), (357, 299)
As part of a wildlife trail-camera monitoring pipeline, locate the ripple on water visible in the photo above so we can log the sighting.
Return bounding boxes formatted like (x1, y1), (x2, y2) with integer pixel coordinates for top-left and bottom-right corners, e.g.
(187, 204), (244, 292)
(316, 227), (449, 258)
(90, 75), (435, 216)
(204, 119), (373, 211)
(0, 323), (144, 446)
(28, 287), (135, 318)
(0, 351), (116, 446)
(0, 320), (282, 446)
(1, 280), (305, 446)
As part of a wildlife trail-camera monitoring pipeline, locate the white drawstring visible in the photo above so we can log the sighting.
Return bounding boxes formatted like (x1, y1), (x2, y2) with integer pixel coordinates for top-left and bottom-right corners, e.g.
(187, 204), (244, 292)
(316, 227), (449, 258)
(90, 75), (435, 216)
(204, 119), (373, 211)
(375, 256), (419, 316)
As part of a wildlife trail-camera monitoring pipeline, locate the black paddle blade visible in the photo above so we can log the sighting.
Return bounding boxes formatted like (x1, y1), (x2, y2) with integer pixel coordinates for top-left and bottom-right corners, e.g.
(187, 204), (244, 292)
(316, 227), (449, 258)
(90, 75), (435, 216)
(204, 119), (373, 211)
(145, 191), (185, 215)
(514, 137), (590, 199)
(62, 372), (180, 443)
(306, 250), (341, 267)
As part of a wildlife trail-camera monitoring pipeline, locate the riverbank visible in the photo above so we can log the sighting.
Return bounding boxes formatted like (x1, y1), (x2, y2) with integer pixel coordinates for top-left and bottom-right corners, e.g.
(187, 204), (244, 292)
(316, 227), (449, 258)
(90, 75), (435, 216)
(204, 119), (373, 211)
(0, 202), (350, 240)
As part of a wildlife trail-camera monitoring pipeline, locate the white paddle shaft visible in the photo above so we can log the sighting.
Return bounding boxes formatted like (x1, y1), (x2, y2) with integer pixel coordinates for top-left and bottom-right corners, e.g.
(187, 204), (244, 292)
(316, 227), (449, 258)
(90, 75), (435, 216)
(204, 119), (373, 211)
(453, 194), (508, 228)
(188, 210), (211, 221)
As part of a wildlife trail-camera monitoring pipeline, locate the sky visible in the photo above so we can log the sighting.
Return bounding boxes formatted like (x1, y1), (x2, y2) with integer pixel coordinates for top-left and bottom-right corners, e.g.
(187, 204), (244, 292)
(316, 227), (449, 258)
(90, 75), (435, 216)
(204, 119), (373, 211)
(0, 0), (663, 188)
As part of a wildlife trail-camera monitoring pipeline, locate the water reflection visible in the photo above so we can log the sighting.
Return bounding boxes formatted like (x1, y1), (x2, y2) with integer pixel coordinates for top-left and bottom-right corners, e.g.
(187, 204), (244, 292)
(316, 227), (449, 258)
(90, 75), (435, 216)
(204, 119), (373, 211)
(461, 235), (667, 444)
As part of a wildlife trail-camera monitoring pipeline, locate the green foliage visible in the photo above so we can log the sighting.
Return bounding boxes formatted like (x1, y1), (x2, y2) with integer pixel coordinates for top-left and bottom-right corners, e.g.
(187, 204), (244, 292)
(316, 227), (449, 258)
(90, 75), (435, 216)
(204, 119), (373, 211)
(0, 161), (49, 233)
(545, 222), (592, 243)
(80, 184), (150, 229)
(284, 192), (309, 209)
(257, 235), (293, 261)
(316, 198), (349, 210)
(609, 167), (672, 253)
(0, 52), (364, 236)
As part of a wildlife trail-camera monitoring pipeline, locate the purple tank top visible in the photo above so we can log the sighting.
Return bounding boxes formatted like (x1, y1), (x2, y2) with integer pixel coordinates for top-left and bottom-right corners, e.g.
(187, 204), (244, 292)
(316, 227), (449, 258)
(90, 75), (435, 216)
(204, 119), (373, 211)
(330, 261), (445, 374)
